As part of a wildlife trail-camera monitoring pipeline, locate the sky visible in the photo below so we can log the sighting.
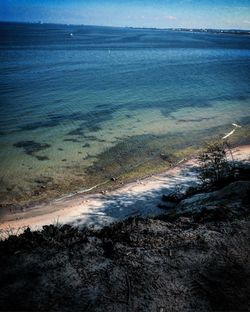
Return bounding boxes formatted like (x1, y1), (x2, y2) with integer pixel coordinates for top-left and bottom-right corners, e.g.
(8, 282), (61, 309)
(1, 0), (250, 29)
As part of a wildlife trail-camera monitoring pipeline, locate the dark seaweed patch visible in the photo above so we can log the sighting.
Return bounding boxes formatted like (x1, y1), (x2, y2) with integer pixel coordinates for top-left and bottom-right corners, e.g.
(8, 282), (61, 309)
(35, 177), (53, 184)
(95, 104), (110, 109)
(64, 109), (113, 137)
(83, 154), (95, 160)
(160, 99), (211, 117)
(18, 108), (113, 133)
(51, 108), (113, 125)
(122, 98), (211, 118)
(86, 134), (161, 176)
(20, 120), (59, 131)
(86, 125), (228, 179)
(67, 127), (84, 136)
(19, 109), (112, 135)
(239, 116), (250, 126)
(96, 138), (106, 143)
(49, 112), (87, 122)
(66, 124), (101, 137)
(176, 117), (215, 122)
(237, 95), (248, 101)
(20, 111), (93, 131)
(35, 156), (49, 161)
(88, 125), (102, 132)
(63, 138), (81, 143)
(53, 99), (64, 104)
(83, 135), (97, 140)
(82, 143), (90, 148)
(212, 93), (250, 103)
(13, 141), (51, 156)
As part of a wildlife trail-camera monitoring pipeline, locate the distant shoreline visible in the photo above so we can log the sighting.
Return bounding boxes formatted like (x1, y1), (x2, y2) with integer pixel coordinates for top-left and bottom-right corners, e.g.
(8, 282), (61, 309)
(1, 21), (250, 35)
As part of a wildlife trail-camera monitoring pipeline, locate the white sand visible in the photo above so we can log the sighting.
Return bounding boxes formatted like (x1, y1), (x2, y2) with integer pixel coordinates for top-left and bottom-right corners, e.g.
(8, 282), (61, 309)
(1, 145), (249, 235)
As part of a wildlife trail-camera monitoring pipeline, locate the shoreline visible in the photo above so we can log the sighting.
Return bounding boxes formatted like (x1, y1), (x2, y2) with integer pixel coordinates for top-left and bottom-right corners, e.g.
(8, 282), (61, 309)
(1, 145), (250, 235)
(1, 124), (249, 211)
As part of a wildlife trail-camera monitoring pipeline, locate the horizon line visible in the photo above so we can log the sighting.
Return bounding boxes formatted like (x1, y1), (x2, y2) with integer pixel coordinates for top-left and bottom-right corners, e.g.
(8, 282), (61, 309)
(1, 20), (250, 32)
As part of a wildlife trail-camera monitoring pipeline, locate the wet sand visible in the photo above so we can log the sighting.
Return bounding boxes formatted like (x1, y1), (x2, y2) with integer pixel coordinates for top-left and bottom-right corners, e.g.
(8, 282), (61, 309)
(1, 145), (249, 236)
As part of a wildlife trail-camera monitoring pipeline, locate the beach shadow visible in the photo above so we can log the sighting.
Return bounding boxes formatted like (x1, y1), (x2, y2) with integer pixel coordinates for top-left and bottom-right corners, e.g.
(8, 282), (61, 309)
(76, 167), (199, 228)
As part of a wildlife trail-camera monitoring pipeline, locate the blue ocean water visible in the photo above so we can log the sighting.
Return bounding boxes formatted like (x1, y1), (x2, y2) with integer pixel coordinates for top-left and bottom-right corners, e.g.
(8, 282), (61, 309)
(0, 22), (250, 204)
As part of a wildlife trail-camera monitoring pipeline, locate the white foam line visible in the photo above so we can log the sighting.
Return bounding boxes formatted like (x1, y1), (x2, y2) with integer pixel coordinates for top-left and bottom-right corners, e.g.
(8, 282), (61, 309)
(222, 129), (235, 139)
(54, 180), (109, 202)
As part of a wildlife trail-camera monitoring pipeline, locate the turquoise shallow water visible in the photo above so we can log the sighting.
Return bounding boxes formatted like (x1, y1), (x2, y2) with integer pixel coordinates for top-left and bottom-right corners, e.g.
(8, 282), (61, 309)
(0, 22), (250, 205)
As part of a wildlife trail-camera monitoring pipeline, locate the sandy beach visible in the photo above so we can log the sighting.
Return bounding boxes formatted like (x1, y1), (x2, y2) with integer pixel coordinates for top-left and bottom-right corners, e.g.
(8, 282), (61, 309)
(1, 145), (249, 236)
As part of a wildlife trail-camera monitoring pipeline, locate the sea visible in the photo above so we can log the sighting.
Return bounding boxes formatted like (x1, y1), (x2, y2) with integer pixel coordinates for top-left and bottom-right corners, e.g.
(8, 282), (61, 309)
(0, 22), (250, 206)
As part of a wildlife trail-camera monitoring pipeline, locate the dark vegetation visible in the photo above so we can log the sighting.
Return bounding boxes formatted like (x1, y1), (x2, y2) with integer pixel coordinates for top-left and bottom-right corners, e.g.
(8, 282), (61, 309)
(197, 141), (235, 188)
(158, 140), (250, 212)
(0, 202), (249, 311)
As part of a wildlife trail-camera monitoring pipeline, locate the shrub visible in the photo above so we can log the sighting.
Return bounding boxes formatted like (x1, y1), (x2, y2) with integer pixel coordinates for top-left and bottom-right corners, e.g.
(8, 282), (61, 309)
(198, 141), (233, 187)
